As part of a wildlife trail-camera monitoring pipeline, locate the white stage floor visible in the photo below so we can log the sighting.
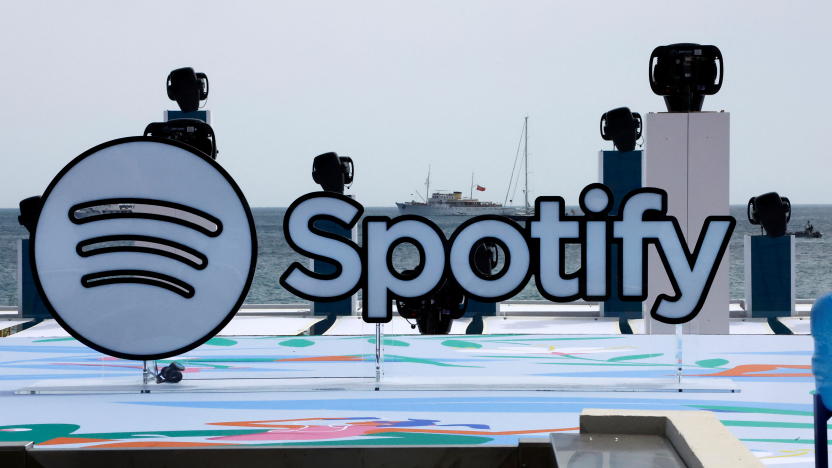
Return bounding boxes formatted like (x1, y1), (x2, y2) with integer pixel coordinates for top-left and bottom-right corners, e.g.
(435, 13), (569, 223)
(0, 331), (820, 466)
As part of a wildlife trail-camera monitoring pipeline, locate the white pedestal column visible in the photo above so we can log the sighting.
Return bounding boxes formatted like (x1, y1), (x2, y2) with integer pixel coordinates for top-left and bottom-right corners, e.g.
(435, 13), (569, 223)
(644, 112), (730, 334)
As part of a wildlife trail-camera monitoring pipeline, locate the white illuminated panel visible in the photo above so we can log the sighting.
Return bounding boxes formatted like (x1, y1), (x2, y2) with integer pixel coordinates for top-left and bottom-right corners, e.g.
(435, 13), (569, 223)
(33, 138), (256, 359)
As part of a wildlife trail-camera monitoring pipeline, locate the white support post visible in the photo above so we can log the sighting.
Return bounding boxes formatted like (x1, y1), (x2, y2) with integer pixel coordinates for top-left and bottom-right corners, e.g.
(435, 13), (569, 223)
(644, 112), (730, 334)
(375, 323), (383, 390)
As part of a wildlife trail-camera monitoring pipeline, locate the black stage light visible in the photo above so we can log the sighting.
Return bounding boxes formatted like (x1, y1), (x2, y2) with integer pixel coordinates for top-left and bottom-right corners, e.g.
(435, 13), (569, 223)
(600, 107), (642, 152)
(166, 67), (209, 113)
(396, 274), (467, 335)
(18, 196), (42, 235)
(312, 152), (354, 194)
(144, 119), (218, 159)
(748, 192), (791, 237)
(472, 240), (500, 280)
(396, 241), (498, 335)
(157, 362), (185, 383)
(649, 43), (723, 112)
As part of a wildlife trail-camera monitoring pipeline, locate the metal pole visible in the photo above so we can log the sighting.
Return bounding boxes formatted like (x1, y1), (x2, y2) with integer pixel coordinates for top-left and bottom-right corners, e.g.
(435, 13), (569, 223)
(142, 360), (158, 391)
(675, 324), (683, 387)
(375, 323), (383, 390)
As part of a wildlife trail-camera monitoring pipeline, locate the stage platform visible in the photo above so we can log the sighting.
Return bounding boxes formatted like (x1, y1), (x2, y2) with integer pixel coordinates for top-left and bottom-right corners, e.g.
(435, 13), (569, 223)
(0, 328), (819, 466)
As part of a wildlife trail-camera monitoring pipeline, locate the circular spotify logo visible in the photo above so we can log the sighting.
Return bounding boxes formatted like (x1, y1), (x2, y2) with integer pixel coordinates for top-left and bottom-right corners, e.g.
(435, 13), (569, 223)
(32, 137), (256, 360)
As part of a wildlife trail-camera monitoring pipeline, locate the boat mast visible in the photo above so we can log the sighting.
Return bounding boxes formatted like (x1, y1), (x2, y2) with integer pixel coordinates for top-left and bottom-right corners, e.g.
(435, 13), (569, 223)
(470, 173), (474, 200)
(523, 116), (529, 212)
(425, 165), (431, 202)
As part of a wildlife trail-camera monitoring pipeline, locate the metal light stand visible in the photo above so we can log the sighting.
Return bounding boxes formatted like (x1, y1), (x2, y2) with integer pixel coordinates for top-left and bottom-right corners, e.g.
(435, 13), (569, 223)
(375, 324), (384, 390)
(675, 325), (684, 387)
(142, 360), (159, 389)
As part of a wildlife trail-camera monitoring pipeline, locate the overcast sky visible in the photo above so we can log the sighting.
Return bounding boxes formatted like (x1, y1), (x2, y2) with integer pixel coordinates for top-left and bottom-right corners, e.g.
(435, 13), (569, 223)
(1, 1), (829, 208)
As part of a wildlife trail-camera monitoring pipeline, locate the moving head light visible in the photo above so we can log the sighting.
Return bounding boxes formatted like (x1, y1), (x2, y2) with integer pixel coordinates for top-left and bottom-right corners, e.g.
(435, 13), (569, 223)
(18, 196), (43, 235)
(157, 362), (185, 383)
(166, 67), (209, 113)
(396, 274), (467, 335)
(600, 107), (642, 152)
(748, 192), (791, 237)
(312, 152), (354, 194)
(649, 43), (723, 112)
(396, 241), (498, 335)
(144, 119), (218, 159)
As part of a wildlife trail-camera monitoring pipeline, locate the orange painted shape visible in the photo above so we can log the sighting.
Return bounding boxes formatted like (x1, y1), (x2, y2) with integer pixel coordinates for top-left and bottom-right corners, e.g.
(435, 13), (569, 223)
(692, 364), (811, 378)
(87, 441), (230, 448)
(39, 437), (113, 445)
(277, 355), (362, 362)
(365, 427), (578, 436)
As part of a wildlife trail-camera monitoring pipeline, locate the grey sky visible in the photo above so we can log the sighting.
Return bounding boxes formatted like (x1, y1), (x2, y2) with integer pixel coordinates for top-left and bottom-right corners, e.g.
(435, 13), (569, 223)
(1, 1), (829, 208)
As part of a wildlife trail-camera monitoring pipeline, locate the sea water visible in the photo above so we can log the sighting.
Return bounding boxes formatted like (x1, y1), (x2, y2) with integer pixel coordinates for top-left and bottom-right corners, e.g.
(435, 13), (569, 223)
(0, 206), (830, 305)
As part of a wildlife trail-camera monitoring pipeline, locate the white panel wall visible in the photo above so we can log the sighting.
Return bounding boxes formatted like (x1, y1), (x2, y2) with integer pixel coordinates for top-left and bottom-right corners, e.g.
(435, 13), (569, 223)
(643, 113), (687, 335)
(687, 112), (730, 333)
(644, 112), (730, 334)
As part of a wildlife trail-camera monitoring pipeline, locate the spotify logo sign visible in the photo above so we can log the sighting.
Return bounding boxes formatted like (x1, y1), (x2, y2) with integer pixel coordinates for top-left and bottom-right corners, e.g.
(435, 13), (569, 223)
(31, 137), (257, 360)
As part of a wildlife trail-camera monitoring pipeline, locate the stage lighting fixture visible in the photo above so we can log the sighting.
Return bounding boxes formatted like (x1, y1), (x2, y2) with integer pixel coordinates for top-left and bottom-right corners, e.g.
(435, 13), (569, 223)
(649, 43), (723, 112)
(18, 196), (42, 235)
(600, 107), (642, 152)
(396, 274), (467, 335)
(166, 67), (209, 113)
(157, 362), (185, 383)
(144, 119), (218, 159)
(396, 241), (498, 335)
(312, 152), (354, 194)
(748, 192), (791, 237)
(472, 240), (500, 279)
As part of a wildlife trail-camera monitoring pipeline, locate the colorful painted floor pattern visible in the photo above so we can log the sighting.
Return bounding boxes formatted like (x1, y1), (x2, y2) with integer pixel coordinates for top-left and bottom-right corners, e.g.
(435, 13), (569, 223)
(0, 333), (820, 466)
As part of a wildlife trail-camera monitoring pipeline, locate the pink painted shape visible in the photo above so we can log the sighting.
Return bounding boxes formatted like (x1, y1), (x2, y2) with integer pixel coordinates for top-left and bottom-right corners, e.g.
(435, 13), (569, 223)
(210, 424), (375, 441)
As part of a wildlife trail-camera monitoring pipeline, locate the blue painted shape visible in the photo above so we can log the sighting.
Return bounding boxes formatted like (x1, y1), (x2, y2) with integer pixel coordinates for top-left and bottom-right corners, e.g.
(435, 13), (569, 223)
(311, 219), (353, 330)
(165, 110), (209, 122)
(534, 370), (675, 378)
(812, 293), (832, 408)
(749, 236), (792, 318)
(601, 150), (642, 318)
(123, 396), (811, 414)
(0, 345), (95, 354)
(19, 239), (51, 320)
(0, 373), (111, 381)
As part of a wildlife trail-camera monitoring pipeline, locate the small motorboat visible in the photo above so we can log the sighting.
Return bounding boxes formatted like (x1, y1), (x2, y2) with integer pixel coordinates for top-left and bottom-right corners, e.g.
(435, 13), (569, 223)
(789, 220), (822, 238)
